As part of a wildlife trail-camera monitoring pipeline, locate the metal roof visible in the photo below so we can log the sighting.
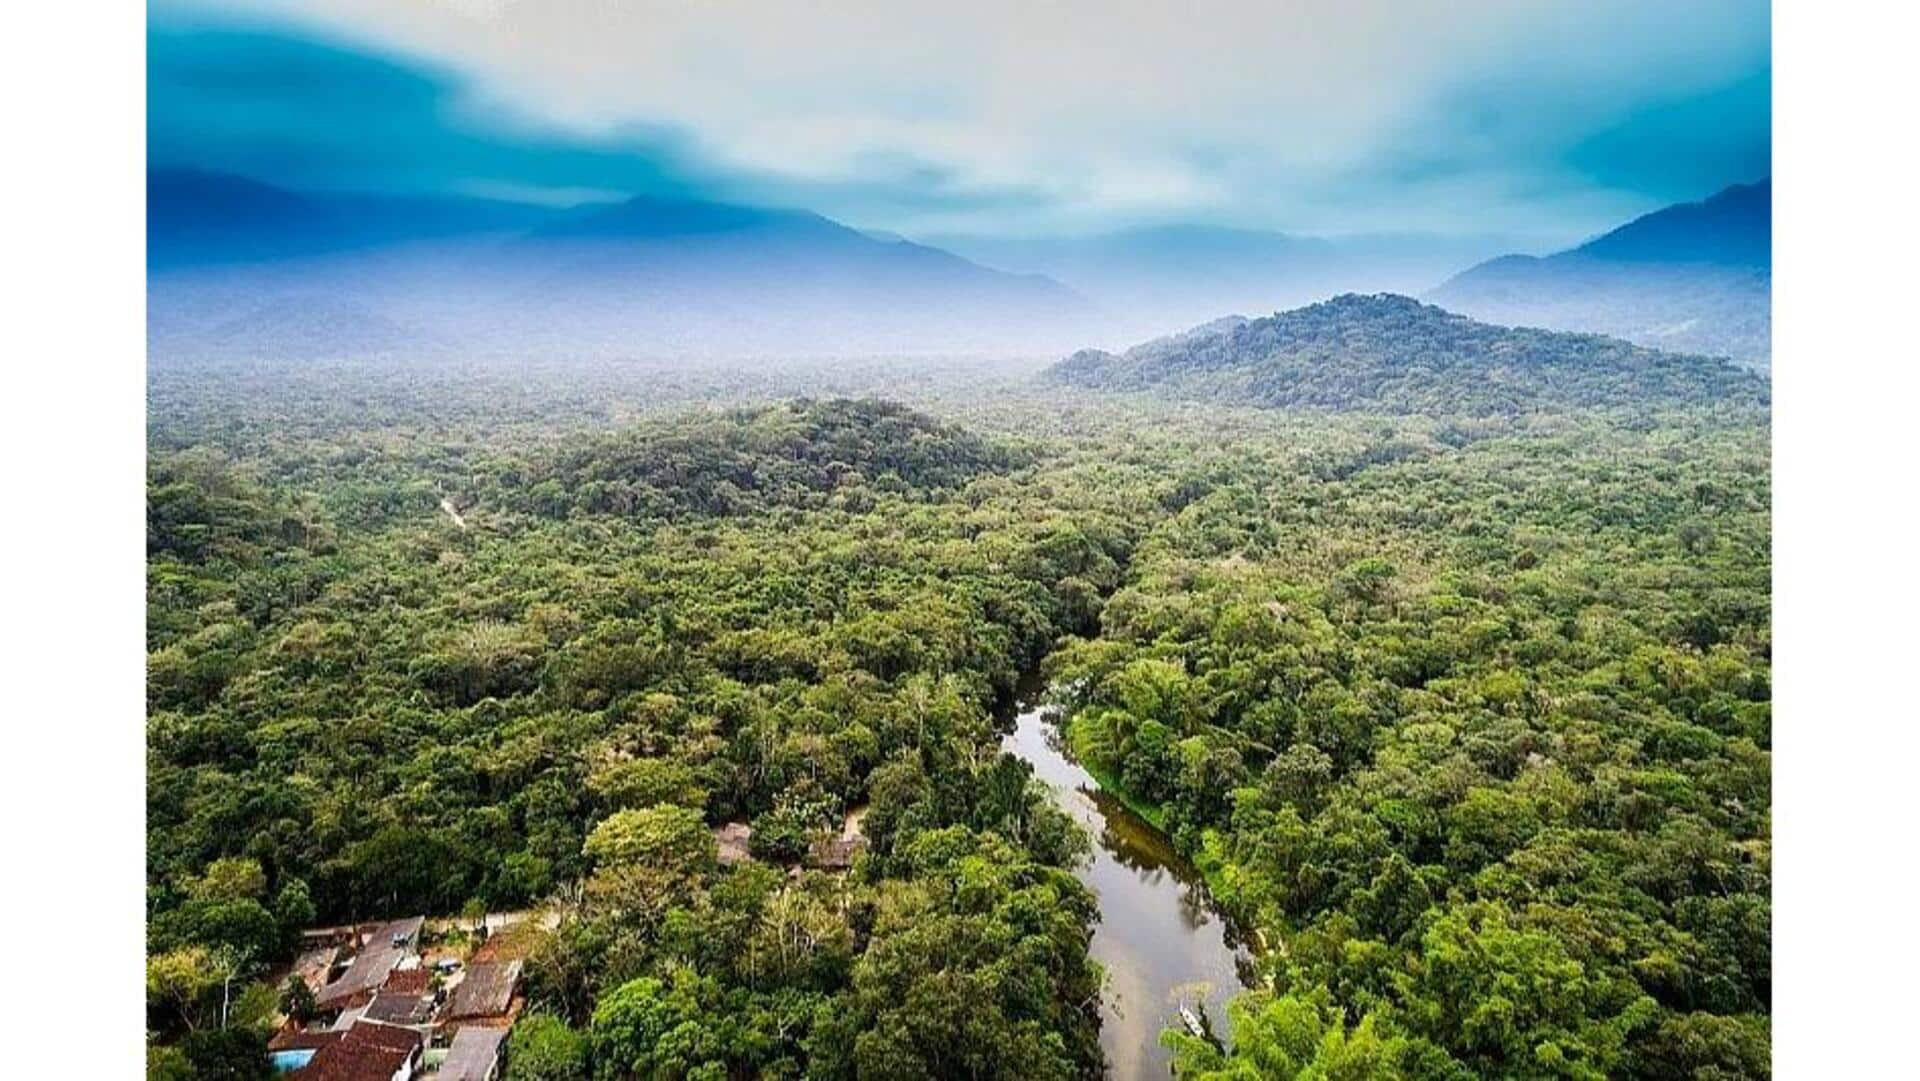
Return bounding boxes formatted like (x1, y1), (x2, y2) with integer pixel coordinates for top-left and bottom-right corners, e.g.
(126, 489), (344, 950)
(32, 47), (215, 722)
(438, 1026), (507, 1081)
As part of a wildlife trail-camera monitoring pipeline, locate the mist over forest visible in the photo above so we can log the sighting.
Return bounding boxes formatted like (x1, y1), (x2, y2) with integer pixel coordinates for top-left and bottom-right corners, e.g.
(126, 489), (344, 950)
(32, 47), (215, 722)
(149, 169), (1770, 369)
(143, 5), (1772, 1080)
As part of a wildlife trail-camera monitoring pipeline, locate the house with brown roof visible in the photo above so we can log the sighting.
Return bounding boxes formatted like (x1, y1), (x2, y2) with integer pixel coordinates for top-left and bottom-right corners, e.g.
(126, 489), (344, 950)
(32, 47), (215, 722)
(362, 990), (436, 1026)
(360, 965), (438, 1025)
(299, 925), (358, 950)
(314, 917), (425, 1011)
(381, 968), (432, 996)
(289, 1020), (422, 1081)
(292, 944), (342, 993)
(268, 1028), (344, 1055)
(442, 960), (523, 1023)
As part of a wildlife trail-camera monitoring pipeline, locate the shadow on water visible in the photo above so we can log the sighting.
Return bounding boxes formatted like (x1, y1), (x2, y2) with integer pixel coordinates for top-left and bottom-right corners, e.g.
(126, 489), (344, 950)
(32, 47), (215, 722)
(999, 677), (1257, 1080)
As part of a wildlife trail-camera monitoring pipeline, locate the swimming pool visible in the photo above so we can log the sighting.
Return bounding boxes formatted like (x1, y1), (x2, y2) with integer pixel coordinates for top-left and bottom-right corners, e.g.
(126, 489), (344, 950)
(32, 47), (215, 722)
(269, 1048), (317, 1072)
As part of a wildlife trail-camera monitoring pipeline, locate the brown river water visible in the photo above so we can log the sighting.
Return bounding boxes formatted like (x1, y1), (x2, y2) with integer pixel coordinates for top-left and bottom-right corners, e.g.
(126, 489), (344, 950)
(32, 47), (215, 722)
(1000, 693), (1256, 1079)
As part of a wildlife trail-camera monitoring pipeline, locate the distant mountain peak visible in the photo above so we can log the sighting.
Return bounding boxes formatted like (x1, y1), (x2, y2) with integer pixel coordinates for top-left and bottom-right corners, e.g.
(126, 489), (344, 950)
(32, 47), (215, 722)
(149, 167), (305, 203)
(148, 169), (336, 268)
(531, 192), (839, 241)
(1574, 178), (1770, 266)
(1294, 291), (1438, 316)
(148, 169), (1096, 358)
(147, 168), (563, 267)
(1047, 294), (1766, 416)
(1428, 180), (1771, 368)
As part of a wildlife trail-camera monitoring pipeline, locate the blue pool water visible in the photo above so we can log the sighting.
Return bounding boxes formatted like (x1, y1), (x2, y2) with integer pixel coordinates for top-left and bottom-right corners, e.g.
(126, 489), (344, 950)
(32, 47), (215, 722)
(269, 1049), (317, 1072)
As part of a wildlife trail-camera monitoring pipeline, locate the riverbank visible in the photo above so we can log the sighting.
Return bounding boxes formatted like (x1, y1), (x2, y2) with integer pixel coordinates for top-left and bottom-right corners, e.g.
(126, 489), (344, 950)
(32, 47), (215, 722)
(1062, 725), (1260, 934)
(1072, 751), (1168, 833)
(1002, 696), (1255, 1080)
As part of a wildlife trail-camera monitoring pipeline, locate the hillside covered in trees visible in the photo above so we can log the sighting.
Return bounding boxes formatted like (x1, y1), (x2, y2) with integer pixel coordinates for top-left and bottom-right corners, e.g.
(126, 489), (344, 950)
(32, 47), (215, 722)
(1430, 182), (1772, 369)
(1047, 294), (1767, 416)
(513, 398), (1026, 520)
(147, 349), (1769, 1079)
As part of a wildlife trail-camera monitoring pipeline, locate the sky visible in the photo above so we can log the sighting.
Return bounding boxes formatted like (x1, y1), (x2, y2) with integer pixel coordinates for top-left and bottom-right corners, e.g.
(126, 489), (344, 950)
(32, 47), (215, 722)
(150, 1), (1770, 247)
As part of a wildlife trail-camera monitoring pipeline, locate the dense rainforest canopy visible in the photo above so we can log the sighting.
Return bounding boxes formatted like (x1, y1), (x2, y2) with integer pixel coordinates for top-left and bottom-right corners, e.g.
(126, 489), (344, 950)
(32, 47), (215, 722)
(147, 339), (1769, 1079)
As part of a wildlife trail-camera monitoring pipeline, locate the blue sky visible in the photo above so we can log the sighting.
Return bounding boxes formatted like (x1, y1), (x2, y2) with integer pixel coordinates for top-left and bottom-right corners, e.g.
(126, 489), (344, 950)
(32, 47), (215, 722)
(151, 1), (1769, 245)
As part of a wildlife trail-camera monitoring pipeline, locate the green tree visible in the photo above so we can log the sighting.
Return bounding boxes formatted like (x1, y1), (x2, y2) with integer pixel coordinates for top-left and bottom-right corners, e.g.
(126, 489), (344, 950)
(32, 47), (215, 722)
(272, 877), (316, 935)
(178, 1027), (271, 1080)
(280, 975), (317, 1024)
(1164, 993), (1426, 1080)
(191, 857), (267, 902)
(590, 974), (728, 1079)
(507, 1014), (589, 1081)
(583, 805), (716, 874)
(147, 947), (220, 1033)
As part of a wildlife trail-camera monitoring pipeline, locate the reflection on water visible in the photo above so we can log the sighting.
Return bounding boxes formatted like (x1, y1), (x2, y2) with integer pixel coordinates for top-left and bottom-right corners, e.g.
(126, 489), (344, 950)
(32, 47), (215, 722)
(1001, 697), (1255, 1080)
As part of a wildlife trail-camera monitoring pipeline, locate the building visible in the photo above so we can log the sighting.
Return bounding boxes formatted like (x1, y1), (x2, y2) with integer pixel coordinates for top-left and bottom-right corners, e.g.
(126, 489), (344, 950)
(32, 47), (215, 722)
(437, 1026), (507, 1081)
(360, 967), (437, 1026)
(275, 912), (527, 1079)
(808, 808), (870, 870)
(442, 960), (523, 1024)
(289, 1020), (422, 1081)
(291, 944), (342, 993)
(299, 925), (358, 950)
(314, 917), (426, 1011)
(268, 1029), (343, 1054)
(267, 1026), (343, 1071)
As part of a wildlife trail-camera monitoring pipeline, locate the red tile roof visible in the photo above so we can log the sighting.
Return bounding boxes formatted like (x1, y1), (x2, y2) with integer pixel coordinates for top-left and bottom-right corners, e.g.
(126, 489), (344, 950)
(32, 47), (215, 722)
(289, 1021), (422, 1081)
(382, 968), (431, 995)
(268, 1028), (344, 1053)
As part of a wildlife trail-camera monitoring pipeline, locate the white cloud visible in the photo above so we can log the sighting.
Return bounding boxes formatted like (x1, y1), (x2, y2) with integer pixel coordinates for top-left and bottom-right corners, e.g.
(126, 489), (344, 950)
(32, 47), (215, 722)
(173, 0), (1770, 237)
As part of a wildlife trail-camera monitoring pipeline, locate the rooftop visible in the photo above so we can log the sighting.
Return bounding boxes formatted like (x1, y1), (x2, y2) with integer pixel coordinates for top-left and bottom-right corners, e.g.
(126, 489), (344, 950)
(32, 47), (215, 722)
(444, 960), (523, 1021)
(381, 968), (431, 996)
(361, 988), (435, 1026)
(438, 1026), (508, 1081)
(289, 1021), (422, 1081)
(315, 916), (425, 1009)
(268, 1028), (343, 1053)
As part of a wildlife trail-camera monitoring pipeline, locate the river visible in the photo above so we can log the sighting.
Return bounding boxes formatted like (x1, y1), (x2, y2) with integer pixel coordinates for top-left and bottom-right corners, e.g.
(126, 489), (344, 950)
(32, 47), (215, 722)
(1000, 691), (1256, 1079)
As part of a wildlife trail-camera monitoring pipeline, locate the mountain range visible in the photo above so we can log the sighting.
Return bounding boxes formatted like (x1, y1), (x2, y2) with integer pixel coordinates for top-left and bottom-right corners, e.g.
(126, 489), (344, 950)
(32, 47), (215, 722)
(1047, 293), (1768, 416)
(928, 226), (1519, 343)
(150, 170), (1774, 367)
(148, 170), (1096, 360)
(147, 169), (562, 268)
(1429, 180), (1771, 369)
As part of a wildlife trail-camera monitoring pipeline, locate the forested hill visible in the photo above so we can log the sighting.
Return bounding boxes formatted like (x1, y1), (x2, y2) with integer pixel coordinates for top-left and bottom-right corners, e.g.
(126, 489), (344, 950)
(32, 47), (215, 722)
(515, 398), (1026, 519)
(1047, 294), (1768, 415)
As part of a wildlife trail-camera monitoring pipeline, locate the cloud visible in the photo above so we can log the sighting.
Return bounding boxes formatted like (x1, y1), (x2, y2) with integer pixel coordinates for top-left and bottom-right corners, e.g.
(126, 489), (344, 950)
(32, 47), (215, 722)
(153, 1), (1769, 240)
(148, 15), (707, 198)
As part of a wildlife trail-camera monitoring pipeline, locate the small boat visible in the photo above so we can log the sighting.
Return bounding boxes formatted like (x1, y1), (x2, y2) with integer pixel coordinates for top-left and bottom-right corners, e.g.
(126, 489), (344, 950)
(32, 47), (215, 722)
(1179, 1002), (1225, 1050)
